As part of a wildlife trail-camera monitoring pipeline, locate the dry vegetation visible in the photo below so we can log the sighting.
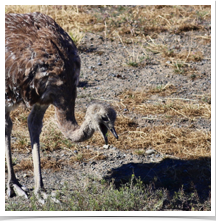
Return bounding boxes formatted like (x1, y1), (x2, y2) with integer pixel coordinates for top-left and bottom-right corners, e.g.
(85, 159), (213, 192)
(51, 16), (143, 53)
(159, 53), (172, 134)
(5, 5), (211, 34)
(10, 92), (211, 170)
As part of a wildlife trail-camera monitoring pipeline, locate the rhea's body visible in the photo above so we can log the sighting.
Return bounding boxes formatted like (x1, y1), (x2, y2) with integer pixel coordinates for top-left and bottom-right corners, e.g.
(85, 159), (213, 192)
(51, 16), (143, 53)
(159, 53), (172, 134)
(5, 12), (118, 200)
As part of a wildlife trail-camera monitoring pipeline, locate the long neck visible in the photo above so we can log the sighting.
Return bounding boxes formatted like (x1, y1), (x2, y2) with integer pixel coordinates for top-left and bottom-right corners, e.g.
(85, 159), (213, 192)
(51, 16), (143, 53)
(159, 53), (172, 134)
(55, 107), (95, 142)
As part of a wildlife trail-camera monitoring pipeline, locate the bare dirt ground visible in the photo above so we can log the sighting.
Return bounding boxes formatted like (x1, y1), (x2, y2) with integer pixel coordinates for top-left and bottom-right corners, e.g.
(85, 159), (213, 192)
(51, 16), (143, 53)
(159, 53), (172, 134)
(5, 5), (211, 211)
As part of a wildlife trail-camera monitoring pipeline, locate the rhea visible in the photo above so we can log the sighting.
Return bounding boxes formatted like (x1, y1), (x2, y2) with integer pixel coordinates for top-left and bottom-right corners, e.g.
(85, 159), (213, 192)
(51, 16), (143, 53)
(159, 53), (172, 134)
(5, 12), (118, 198)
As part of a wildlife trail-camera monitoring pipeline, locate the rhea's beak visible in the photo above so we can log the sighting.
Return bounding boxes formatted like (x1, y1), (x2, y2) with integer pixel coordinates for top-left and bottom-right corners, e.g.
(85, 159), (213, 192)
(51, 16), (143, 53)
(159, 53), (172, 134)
(110, 127), (118, 140)
(100, 124), (118, 145)
(104, 127), (118, 145)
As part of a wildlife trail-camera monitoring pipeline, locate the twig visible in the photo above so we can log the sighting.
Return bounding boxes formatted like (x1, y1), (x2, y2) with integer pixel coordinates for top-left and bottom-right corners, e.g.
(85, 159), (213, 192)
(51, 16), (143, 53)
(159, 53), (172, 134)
(184, 35), (192, 63)
(92, 97), (119, 103)
(61, 146), (74, 153)
(157, 15), (171, 27)
(129, 131), (147, 134)
(119, 99), (127, 108)
(137, 103), (148, 108)
(161, 82), (174, 90)
(109, 54), (115, 63)
(115, 31), (131, 56)
(174, 61), (180, 71)
(195, 36), (211, 39)
(203, 103), (211, 114)
(86, 152), (100, 162)
(142, 117), (158, 120)
(119, 131), (147, 135)
(119, 113), (131, 119)
(147, 35), (156, 45)
(163, 98), (198, 102)
(170, 107), (189, 119)
(92, 97), (127, 109)
(104, 20), (107, 42)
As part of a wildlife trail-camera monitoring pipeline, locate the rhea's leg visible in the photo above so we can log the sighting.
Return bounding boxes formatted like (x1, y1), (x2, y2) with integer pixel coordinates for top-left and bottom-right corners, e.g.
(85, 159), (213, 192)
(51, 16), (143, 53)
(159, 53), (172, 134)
(28, 104), (48, 195)
(5, 112), (28, 198)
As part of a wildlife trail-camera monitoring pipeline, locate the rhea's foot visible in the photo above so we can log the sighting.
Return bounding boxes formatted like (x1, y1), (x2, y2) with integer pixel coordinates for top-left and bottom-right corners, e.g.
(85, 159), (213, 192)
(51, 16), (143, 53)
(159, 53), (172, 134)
(34, 189), (60, 204)
(7, 181), (28, 199)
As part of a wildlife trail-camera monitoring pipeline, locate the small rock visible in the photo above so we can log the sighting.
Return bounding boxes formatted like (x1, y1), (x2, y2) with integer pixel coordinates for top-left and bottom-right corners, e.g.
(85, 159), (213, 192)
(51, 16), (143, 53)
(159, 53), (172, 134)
(91, 161), (97, 165)
(89, 66), (95, 70)
(145, 149), (155, 155)
(11, 137), (17, 142)
(103, 144), (110, 149)
(116, 155), (121, 159)
(83, 162), (87, 166)
(98, 62), (102, 66)
(51, 191), (57, 197)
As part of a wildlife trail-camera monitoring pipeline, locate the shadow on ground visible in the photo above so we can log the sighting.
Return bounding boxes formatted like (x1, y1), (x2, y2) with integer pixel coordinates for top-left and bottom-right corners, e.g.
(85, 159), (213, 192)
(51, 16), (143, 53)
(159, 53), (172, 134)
(78, 80), (96, 88)
(103, 157), (211, 203)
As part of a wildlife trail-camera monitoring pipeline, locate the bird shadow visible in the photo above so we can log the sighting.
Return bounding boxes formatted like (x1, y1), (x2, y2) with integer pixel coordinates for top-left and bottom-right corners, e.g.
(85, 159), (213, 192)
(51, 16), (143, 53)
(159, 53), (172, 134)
(77, 45), (97, 53)
(103, 157), (211, 203)
(78, 80), (96, 88)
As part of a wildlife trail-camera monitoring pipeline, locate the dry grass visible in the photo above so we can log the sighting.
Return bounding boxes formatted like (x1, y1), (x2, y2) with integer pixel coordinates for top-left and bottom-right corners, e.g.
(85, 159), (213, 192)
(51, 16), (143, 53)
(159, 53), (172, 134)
(10, 95), (211, 167)
(14, 156), (65, 172)
(118, 88), (211, 120)
(143, 35), (206, 75)
(5, 5), (211, 39)
(117, 122), (210, 159)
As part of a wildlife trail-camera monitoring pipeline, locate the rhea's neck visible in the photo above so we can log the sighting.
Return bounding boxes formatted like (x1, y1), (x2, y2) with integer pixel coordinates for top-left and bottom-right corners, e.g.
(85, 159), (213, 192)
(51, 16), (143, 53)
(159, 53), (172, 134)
(55, 107), (95, 142)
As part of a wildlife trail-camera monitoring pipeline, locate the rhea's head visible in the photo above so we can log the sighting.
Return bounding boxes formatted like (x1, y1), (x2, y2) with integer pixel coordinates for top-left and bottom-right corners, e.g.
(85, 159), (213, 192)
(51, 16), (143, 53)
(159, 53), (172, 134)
(85, 104), (118, 144)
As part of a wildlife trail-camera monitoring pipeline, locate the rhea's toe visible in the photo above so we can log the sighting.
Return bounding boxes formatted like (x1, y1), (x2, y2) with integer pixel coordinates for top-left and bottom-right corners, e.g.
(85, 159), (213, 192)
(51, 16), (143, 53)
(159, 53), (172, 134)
(13, 184), (28, 198)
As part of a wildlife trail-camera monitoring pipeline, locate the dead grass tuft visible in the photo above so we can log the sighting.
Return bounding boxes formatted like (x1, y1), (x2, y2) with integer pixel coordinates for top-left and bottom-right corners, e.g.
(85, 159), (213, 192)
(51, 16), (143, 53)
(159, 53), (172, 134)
(14, 156), (65, 172)
(14, 158), (33, 172)
(106, 118), (211, 159)
(69, 150), (107, 164)
(144, 36), (205, 75)
(41, 156), (64, 171)
(118, 88), (211, 120)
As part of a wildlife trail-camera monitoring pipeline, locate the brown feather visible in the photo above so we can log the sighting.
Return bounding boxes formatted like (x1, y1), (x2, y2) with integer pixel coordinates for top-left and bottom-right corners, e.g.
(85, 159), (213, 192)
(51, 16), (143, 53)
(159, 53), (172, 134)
(5, 12), (80, 108)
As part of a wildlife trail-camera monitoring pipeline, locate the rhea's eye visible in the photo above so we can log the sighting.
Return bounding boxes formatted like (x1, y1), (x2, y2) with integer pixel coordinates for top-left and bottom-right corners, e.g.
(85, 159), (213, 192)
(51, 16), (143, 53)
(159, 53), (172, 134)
(102, 116), (109, 121)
